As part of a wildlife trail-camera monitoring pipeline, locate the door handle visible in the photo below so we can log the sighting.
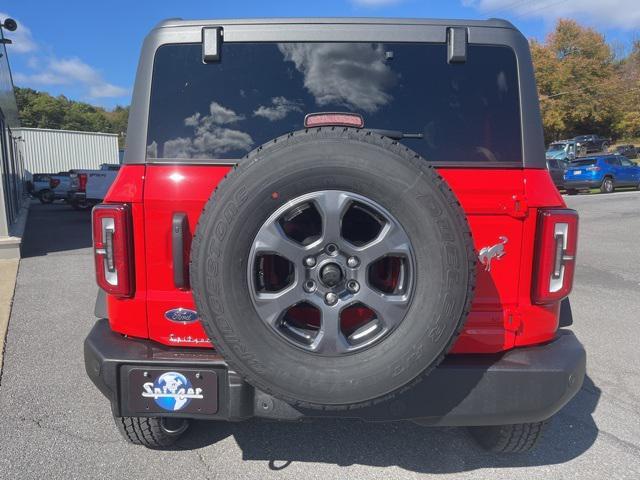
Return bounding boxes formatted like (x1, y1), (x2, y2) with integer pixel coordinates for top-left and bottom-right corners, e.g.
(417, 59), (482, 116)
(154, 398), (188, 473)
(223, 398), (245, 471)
(172, 213), (189, 289)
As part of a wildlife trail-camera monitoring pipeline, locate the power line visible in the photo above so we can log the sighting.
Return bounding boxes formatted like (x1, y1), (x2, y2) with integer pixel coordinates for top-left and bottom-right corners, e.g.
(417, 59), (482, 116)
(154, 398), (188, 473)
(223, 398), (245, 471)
(512, 0), (570, 19)
(482, 0), (534, 17)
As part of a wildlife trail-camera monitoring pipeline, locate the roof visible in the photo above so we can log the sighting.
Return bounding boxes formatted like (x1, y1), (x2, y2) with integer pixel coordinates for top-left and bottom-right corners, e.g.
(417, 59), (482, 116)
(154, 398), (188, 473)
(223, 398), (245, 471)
(153, 17), (516, 30)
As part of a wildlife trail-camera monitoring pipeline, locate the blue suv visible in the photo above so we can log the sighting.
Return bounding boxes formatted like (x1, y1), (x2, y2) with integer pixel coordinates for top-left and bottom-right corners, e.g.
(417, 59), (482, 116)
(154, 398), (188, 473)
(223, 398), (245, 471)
(564, 155), (640, 194)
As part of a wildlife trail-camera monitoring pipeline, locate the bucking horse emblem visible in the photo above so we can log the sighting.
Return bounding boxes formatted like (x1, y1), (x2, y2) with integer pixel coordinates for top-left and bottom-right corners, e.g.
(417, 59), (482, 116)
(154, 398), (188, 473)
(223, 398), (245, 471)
(478, 236), (508, 272)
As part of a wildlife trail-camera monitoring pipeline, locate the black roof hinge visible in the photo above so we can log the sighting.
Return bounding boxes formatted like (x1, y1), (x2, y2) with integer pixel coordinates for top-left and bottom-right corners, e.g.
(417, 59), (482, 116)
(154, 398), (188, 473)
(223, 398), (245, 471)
(447, 27), (467, 64)
(202, 27), (223, 63)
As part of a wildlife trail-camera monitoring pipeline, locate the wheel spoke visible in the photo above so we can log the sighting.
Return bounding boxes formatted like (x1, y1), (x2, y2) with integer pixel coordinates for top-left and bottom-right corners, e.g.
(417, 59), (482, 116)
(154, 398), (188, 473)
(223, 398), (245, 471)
(313, 191), (351, 244)
(254, 283), (303, 327)
(359, 284), (410, 331)
(356, 222), (412, 266)
(254, 221), (306, 264)
(310, 306), (350, 354)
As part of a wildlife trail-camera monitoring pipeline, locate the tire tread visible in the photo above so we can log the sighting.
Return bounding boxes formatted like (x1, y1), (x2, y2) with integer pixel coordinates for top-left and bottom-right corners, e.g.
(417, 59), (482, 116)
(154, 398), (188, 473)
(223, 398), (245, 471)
(114, 416), (187, 449)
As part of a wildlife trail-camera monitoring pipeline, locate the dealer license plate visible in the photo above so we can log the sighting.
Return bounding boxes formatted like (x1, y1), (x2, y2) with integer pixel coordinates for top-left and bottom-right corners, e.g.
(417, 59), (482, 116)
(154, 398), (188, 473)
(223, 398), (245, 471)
(127, 368), (218, 415)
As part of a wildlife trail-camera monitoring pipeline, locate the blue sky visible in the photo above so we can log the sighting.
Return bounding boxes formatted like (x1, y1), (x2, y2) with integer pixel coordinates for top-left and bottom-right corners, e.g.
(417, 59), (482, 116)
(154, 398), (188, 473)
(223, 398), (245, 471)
(3, 0), (639, 109)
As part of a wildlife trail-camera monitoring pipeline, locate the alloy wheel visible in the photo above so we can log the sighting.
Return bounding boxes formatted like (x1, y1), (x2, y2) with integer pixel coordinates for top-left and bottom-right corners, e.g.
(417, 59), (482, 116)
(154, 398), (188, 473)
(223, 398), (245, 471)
(248, 191), (415, 356)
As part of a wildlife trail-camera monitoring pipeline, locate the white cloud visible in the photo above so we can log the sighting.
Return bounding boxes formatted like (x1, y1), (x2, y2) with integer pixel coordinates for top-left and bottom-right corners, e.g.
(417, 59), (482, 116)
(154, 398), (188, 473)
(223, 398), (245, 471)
(208, 101), (245, 124)
(467, 0), (640, 30)
(13, 56), (129, 99)
(253, 96), (303, 121)
(279, 43), (397, 113)
(159, 101), (254, 158)
(0, 12), (37, 53)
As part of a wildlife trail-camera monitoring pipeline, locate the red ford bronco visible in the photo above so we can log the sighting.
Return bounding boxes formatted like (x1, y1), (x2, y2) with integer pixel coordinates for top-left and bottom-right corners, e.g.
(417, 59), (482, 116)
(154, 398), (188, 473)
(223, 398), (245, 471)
(84, 18), (586, 452)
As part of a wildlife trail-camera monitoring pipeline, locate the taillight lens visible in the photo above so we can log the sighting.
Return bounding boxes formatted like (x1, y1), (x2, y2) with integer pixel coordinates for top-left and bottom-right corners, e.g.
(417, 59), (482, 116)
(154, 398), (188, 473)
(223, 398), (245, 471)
(50, 178), (60, 188)
(304, 112), (364, 128)
(78, 173), (88, 192)
(92, 204), (134, 297)
(532, 208), (579, 304)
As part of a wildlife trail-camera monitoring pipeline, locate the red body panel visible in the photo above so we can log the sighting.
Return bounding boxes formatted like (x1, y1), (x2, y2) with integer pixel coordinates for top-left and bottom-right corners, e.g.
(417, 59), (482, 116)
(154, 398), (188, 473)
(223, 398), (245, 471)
(102, 164), (567, 354)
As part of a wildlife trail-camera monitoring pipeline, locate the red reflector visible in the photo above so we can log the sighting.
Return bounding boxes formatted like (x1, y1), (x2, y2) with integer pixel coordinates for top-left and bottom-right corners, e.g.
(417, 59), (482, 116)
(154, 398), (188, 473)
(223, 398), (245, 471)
(532, 209), (579, 304)
(304, 112), (364, 129)
(92, 204), (134, 297)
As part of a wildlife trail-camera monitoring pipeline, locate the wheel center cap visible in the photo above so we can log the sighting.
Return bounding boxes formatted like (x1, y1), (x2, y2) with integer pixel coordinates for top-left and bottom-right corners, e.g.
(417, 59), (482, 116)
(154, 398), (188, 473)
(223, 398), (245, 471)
(320, 262), (343, 287)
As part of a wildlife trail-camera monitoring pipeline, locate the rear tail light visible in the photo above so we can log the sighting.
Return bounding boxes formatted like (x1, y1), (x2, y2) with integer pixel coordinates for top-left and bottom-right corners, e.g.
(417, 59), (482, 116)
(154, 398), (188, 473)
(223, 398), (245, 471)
(532, 209), (578, 304)
(304, 112), (364, 128)
(78, 173), (88, 192)
(92, 204), (134, 297)
(50, 178), (60, 188)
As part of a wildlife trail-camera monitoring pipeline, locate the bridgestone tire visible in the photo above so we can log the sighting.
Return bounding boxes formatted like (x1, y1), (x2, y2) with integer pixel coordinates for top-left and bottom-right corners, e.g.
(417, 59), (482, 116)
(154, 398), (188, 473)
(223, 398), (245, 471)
(190, 128), (476, 409)
(468, 421), (547, 453)
(114, 415), (189, 448)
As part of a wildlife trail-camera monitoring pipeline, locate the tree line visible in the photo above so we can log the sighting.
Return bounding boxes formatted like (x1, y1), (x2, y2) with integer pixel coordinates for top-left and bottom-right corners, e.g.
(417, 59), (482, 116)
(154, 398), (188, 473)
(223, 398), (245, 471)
(13, 19), (640, 148)
(14, 87), (129, 148)
(532, 19), (639, 144)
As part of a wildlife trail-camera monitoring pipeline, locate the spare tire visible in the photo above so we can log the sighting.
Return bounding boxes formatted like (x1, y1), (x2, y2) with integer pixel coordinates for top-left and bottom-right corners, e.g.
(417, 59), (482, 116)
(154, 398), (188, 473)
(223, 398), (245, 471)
(190, 128), (476, 409)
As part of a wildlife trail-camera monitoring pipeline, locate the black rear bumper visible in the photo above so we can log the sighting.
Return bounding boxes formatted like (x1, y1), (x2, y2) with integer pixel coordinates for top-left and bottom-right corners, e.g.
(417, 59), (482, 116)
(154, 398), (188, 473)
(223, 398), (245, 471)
(84, 319), (585, 426)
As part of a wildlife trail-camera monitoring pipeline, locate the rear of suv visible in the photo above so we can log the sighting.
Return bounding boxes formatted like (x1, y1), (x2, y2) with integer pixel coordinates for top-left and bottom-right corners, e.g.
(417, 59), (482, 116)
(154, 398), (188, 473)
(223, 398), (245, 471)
(84, 18), (585, 453)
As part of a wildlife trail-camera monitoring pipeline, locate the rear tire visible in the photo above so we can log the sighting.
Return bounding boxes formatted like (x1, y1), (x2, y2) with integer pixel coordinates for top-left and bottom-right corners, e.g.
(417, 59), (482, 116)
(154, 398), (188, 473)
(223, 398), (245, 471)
(600, 177), (614, 194)
(114, 415), (189, 449)
(468, 421), (547, 453)
(39, 189), (54, 204)
(71, 200), (92, 211)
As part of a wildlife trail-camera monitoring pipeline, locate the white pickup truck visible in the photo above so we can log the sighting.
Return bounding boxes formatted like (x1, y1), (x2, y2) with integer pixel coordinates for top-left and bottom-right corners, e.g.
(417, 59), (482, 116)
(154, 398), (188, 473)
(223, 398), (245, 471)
(67, 164), (121, 210)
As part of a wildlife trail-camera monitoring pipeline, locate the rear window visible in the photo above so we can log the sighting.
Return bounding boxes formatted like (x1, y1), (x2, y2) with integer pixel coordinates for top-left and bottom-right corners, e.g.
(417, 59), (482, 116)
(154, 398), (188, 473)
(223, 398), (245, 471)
(570, 159), (598, 167)
(147, 42), (522, 164)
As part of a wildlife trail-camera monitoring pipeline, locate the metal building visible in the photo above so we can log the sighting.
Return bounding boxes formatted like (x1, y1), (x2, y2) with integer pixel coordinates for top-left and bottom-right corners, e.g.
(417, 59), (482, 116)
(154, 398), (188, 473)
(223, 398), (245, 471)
(0, 23), (25, 259)
(15, 128), (120, 175)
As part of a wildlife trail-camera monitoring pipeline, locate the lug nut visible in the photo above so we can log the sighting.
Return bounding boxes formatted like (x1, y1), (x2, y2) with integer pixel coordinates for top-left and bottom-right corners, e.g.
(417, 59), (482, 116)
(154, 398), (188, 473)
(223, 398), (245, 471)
(347, 256), (360, 268)
(304, 256), (316, 268)
(325, 244), (338, 256)
(303, 280), (317, 293)
(347, 280), (360, 293)
(325, 292), (338, 306)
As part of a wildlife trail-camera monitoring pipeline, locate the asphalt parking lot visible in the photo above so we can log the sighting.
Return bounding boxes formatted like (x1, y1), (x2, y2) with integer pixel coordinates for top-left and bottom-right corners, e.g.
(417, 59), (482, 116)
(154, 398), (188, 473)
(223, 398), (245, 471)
(0, 193), (639, 480)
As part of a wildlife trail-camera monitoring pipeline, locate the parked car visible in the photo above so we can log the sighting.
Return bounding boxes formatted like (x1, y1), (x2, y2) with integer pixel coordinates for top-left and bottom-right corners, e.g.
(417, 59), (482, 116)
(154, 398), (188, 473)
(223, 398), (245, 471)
(67, 164), (121, 210)
(564, 155), (640, 194)
(84, 18), (585, 454)
(546, 159), (568, 189)
(573, 134), (611, 154)
(545, 139), (585, 163)
(614, 144), (638, 159)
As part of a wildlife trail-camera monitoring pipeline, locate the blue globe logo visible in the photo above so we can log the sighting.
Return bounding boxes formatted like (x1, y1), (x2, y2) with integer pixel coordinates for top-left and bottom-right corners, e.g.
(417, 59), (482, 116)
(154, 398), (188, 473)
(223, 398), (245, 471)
(152, 372), (193, 411)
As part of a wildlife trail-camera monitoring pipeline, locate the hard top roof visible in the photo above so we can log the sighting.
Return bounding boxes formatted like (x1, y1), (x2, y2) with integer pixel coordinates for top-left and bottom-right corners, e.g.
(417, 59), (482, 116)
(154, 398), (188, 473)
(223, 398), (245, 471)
(152, 17), (517, 30)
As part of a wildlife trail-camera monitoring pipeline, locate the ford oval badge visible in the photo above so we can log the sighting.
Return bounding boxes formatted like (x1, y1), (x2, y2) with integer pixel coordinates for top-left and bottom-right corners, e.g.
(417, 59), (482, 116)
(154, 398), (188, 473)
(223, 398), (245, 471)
(164, 308), (200, 323)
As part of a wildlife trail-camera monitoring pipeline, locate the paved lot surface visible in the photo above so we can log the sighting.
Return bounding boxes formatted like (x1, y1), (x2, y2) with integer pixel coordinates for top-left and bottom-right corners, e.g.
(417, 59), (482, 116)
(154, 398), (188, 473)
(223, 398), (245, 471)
(0, 194), (639, 479)
(0, 259), (19, 373)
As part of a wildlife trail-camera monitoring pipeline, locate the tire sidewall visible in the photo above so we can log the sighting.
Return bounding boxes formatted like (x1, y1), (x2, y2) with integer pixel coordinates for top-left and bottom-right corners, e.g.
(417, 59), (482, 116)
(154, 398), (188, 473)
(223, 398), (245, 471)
(191, 130), (475, 407)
